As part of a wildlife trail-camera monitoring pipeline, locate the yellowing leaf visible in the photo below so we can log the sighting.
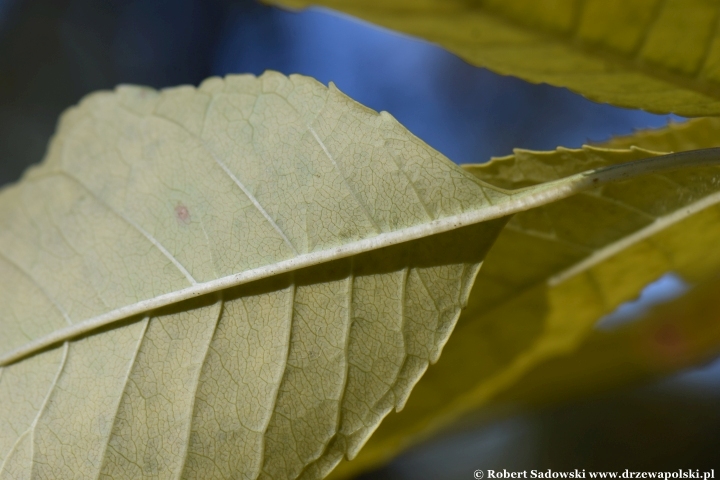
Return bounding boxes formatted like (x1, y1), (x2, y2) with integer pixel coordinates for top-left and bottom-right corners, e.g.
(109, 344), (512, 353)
(493, 273), (720, 408)
(3, 71), (719, 479)
(268, 0), (720, 116)
(601, 117), (720, 151)
(327, 138), (720, 479)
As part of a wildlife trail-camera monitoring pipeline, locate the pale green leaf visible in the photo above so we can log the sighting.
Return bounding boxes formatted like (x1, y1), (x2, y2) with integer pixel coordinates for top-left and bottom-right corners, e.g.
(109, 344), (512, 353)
(327, 131), (720, 479)
(0, 72), (510, 480)
(267, 0), (720, 116)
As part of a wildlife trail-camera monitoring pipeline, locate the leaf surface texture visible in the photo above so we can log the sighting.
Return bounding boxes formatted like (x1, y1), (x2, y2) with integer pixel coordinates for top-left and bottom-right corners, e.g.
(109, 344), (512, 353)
(0, 72), (511, 479)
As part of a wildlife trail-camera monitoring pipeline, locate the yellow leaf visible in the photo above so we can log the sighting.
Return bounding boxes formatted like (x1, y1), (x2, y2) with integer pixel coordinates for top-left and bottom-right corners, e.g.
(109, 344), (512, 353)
(327, 131), (720, 479)
(267, 0), (720, 116)
(494, 273), (720, 407)
(602, 117), (720, 150)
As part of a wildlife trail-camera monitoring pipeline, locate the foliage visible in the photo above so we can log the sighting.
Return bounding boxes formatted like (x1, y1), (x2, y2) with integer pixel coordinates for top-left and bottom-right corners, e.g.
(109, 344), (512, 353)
(269, 0), (720, 116)
(3, 2), (720, 479)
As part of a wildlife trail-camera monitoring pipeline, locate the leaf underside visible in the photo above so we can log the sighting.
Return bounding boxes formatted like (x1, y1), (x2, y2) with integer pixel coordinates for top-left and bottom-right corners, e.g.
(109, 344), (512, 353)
(269, 0), (720, 116)
(0, 72), (510, 479)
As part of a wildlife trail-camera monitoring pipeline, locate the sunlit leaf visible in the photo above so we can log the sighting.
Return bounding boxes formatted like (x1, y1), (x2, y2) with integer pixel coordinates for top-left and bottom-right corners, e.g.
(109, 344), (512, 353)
(268, 0), (720, 116)
(602, 117), (720, 151)
(494, 273), (720, 407)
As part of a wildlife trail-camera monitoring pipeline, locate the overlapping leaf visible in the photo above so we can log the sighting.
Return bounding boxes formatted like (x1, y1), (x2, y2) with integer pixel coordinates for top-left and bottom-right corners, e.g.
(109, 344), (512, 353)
(494, 273), (720, 408)
(268, 0), (720, 116)
(326, 125), (720, 479)
(4, 70), (680, 479)
(602, 117), (720, 151)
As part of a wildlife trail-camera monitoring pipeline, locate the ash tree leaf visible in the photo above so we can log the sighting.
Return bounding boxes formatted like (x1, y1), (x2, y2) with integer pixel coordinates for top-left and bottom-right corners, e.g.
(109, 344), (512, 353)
(267, 0), (720, 116)
(0, 72), (510, 480)
(327, 128), (720, 479)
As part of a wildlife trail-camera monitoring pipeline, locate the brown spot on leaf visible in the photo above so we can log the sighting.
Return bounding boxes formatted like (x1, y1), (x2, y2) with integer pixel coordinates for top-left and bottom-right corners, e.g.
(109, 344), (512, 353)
(175, 203), (191, 224)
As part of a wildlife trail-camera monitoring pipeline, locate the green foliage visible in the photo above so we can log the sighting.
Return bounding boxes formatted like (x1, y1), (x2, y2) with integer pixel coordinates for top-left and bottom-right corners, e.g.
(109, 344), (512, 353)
(3, 2), (720, 480)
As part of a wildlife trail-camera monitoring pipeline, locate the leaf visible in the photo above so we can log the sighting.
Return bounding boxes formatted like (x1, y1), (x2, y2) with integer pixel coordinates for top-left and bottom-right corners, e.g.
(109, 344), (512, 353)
(326, 136), (720, 479)
(2, 72), (683, 479)
(267, 0), (720, 116)
(601, 117), (720, 151)
(0, 72), (512, 479)
(493, 273), (720, 408)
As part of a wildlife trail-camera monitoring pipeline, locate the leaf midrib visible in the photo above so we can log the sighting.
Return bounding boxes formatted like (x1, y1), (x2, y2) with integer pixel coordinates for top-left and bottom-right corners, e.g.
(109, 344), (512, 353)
(4, 148), (719, 367)
(0, 190), (512, 367)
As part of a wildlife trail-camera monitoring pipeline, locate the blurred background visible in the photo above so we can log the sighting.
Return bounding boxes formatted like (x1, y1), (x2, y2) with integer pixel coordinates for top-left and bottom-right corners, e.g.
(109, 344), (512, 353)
(0, 0), (717, 477)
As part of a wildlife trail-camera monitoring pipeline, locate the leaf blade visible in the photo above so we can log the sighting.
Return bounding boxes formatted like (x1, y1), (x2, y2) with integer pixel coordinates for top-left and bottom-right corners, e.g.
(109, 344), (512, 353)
(493, 274), (720, 408)
(0, 72), (510, 479)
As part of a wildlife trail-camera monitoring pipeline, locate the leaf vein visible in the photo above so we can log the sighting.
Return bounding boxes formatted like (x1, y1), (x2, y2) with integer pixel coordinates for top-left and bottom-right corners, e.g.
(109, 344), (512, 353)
(94, 316), (150, 480)
(308, 125), (383, 234)
(0, 251), (72, 326)
(23, 342), (69, 478)
(142, 102), (301, 256)
(176, 295), (224, 480)
(254, 278), (296, 480)
(48, 170), (197, 285)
